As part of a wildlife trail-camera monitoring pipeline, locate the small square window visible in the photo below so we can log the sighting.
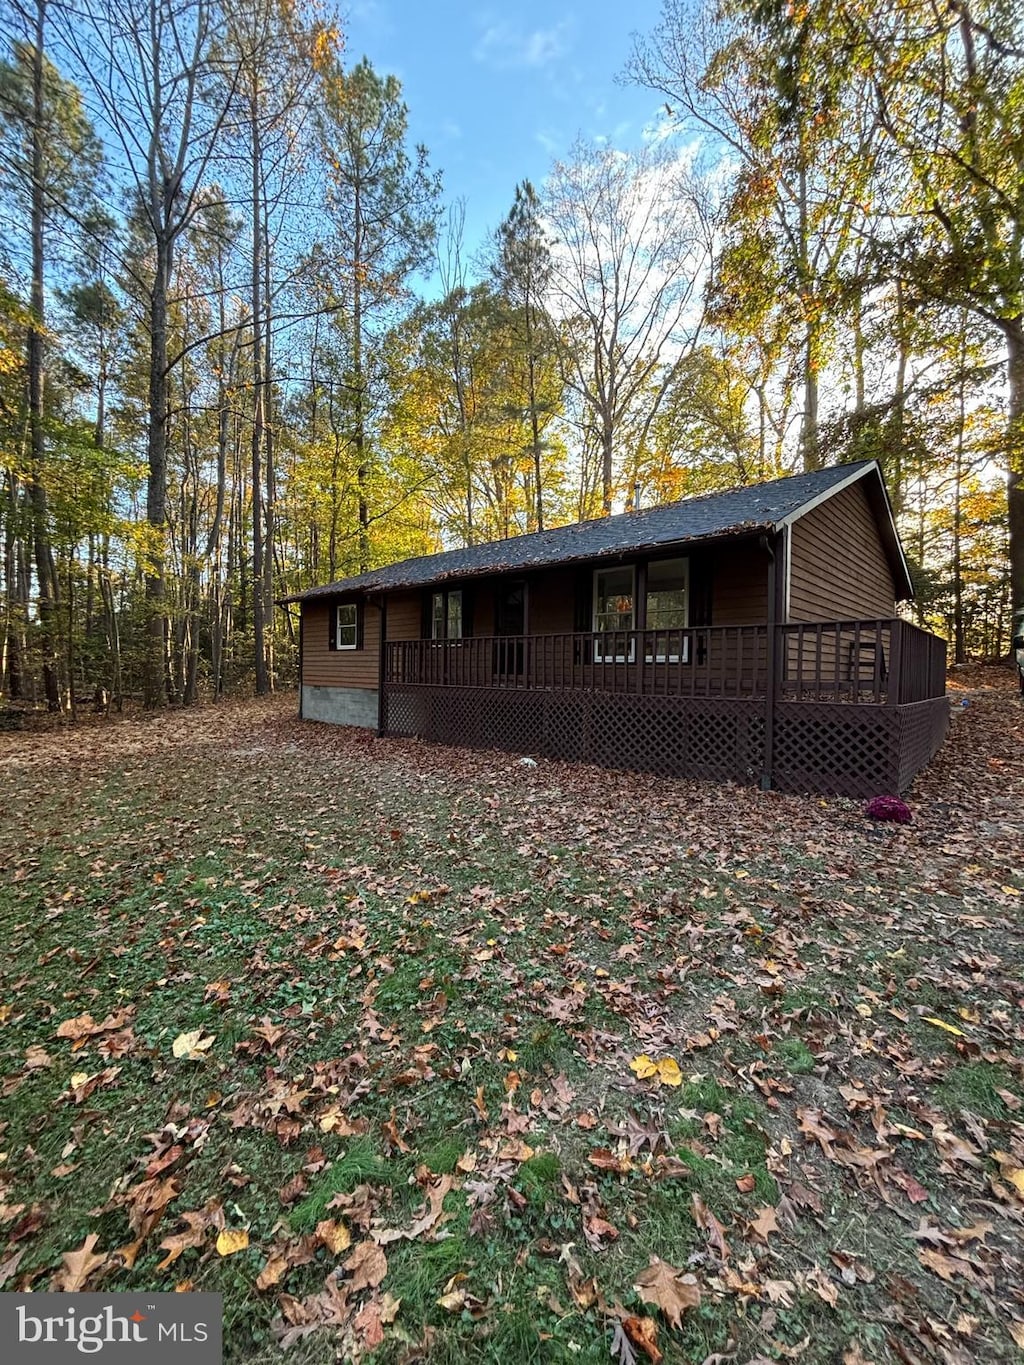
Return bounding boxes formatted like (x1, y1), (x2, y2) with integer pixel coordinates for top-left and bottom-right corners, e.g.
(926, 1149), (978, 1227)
(336, 603), (358, 649)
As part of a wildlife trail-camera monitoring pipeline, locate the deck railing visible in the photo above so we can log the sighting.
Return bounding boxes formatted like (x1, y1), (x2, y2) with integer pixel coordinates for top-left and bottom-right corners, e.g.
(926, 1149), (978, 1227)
(893, 620), (949, 704)
(387, 627), (768, 698)
(384, 618), (946, 706)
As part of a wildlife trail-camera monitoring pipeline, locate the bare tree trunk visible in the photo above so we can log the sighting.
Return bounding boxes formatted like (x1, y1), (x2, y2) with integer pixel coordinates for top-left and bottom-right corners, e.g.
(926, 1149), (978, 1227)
(263, 196), (275, 689)
(352, 179), (370, 572)
(601, 421), (613, 515)
(144, 229), (172, 706)
(66, 551), (76, 718)
(250, 100), (269, 695)
(796, 163), (820, 473)
(1004, 318), (1024, 622)
(99, 565), (122, 708)
(27, 0), (61, 711)
(526, 339), (544, 531)
(3, 471), (26, 700)
(952, 327), (967, 664)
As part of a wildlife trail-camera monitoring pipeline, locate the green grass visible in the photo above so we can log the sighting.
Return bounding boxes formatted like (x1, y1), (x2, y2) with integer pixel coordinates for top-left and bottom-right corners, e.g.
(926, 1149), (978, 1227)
(937, 1062), (1022, 1120)
(289, 1141), (392, 1231)
(3, 696), (1023, 1364)
(774, 1035), (818, 1074)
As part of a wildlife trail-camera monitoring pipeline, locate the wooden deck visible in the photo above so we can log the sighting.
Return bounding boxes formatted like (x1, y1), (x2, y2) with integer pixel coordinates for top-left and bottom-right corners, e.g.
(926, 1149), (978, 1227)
(380, 618), (949, 796)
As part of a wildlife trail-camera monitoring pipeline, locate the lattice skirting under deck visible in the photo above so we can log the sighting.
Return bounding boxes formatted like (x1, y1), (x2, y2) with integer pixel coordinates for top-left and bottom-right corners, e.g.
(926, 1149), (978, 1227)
(382, 686), (949, 796)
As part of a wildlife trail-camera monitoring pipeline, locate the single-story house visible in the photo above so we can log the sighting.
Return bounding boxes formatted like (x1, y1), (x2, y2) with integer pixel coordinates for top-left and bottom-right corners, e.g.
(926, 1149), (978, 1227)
(281, 460), (948, 796)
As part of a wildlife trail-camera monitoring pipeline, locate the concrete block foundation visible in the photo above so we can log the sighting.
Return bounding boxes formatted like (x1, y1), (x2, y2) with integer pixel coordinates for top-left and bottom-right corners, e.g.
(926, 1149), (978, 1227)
(302, 684), (378, 729)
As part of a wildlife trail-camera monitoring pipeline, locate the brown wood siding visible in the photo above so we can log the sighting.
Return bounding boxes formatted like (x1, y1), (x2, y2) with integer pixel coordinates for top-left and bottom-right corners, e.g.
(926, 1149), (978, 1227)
(472, 583), (496, 636)
(526, 568), (577, 633)
(710, 541), (769, 624)
(302, 601), (380, 688)
(788, 482), (896, 623)
(387, 592), (423, 641)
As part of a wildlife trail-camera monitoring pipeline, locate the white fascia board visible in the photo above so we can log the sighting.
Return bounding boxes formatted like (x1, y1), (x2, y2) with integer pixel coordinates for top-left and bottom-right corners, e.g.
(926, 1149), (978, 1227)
(776, 462), (876, 529)
(777, 460), (913, 599)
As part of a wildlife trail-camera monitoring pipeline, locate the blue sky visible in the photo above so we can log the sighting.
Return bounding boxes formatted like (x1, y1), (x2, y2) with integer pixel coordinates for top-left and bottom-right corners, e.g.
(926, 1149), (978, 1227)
(343, 0), (668, 265)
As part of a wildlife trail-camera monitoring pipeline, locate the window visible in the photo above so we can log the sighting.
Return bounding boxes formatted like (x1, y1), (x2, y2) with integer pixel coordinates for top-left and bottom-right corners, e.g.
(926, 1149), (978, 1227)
(646, 557), (689, 662)
(431, 589), (464, 640)
(593, 566), (635, 662)
(335, 602), (359, 649)
(447, 590), (463, 640)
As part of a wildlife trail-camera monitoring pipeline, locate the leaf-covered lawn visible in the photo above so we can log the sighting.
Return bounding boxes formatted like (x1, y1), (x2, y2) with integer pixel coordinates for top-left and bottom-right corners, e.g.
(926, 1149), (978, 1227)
(1, 672), (1023, 1364)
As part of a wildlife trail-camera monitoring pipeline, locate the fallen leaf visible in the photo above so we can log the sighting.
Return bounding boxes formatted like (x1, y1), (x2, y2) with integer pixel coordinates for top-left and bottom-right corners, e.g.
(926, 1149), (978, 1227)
(763, 1278), (795, 1306)
(748, 1205), (780, 1241)
(0, 1248), (25, 1287)
(589, 1147), (634, 1176)
(610, 1321), (638, 1365)
(803, 1264), (839, 1306)
(215, 1228), (249, 1257)
(992, 1152), (1024, 1198)
(655, 1058), (683, 1087)
(156, 1210), (211, 1269)
(585, 1214), (619, 1246)
(171, 1030), (215, 1060)
(256, 1252), (289, 1291)
(437, 1272), (469, 1312)
(353, 1296), (388, 1349)
(52, 1234), (107, 1291)
(629, 1055), (682, 1087)
(621, 1314), (663, 1363)
(344, 1240), (387, 1292)
(692, 1193), (730, 1261)
(633, 1257), (701, 1329)
(922, 1016), (966, 1037)
(315, 1219), (352, 1255)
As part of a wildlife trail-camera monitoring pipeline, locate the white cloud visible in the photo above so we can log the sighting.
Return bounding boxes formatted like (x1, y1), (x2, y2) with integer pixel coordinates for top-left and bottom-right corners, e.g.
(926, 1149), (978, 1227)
(473, 17), (572, 69)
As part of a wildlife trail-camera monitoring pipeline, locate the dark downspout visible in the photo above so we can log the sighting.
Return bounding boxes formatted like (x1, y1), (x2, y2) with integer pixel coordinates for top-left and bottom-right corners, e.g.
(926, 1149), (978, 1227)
(761, 534), (779, 791)
(298, 607), (304, 718)
(376, 596), (387, 737)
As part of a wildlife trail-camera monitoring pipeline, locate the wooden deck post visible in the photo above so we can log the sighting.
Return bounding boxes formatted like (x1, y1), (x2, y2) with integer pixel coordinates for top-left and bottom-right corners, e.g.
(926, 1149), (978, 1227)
(635, 561), (647, 695)
(376, 595), (388, 737)
(760, 534), (781, 790)
(887, 618), (903, 706)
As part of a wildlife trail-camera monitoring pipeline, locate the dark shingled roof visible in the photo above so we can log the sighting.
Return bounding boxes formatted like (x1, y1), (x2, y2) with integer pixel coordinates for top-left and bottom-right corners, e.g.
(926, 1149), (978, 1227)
(284, 460), (911, 603)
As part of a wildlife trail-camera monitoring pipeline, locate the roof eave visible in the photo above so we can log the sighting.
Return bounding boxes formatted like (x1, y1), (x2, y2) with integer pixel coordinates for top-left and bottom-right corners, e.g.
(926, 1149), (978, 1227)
(280, 523), (775, 605)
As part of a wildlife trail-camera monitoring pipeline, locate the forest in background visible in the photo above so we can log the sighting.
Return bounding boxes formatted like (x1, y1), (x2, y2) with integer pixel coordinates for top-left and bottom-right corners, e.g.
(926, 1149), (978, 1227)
(0, 0), (1020, 711)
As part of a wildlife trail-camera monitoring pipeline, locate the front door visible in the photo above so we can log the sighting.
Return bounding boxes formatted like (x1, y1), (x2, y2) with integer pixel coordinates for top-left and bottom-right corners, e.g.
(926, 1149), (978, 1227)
(494, 581), (526, 680)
